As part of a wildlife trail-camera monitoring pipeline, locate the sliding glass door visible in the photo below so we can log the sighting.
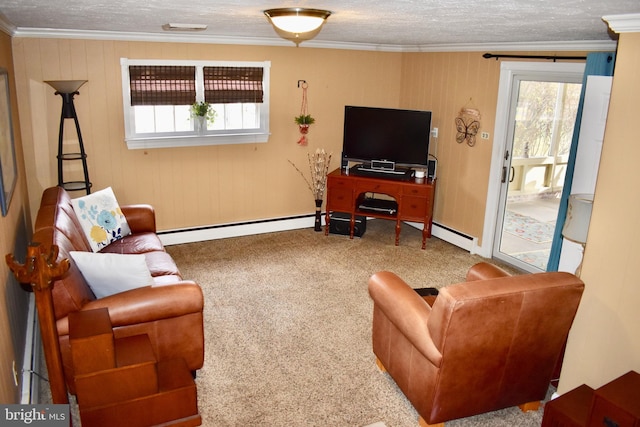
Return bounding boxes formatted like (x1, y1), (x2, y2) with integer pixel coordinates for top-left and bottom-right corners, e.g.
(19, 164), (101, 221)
(491, 63), (583, 272)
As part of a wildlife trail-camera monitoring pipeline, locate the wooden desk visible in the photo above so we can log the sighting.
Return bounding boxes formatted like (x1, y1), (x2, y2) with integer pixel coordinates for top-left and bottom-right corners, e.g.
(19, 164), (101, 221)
(325, 168), (436, 249)
(541, 371), (640, 427)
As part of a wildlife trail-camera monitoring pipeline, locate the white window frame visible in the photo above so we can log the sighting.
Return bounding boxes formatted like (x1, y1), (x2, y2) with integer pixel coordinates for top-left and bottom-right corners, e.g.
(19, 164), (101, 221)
(121, 58), (271, 150)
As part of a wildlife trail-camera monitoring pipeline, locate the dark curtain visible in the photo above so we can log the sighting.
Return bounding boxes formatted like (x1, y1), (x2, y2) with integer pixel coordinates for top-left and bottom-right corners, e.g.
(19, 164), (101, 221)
(546, 52), (616, 271)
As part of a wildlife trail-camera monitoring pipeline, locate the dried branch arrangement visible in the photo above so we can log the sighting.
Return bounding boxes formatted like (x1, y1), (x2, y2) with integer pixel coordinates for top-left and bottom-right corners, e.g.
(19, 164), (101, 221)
(288, 148), (332, 200)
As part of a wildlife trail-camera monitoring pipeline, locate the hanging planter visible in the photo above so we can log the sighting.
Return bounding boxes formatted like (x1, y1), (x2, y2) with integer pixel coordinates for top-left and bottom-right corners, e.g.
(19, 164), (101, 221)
(295, 82), (315, 146)
(294, 114), (315, 145)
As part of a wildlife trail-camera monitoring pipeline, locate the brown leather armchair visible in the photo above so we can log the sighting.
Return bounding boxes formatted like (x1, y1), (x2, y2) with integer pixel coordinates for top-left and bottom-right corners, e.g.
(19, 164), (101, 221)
(368, 262), (584, 426)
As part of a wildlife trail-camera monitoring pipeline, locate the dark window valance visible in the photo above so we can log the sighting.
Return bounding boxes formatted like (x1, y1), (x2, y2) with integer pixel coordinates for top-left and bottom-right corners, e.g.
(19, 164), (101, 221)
(203, 67), (264, 104)
(129, 66), (196, 106)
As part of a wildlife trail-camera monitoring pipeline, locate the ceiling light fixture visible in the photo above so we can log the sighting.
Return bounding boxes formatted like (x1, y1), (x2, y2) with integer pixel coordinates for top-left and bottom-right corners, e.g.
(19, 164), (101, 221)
(263, 8), (331, 46)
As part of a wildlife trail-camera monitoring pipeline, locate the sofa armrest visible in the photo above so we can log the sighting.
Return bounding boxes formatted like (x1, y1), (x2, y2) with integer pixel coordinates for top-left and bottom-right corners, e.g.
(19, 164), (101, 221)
(121, 204), (156, 234)
(465, 262), (511, 282)
(57, 281), (203, 335)
(368, 271), (442, 367)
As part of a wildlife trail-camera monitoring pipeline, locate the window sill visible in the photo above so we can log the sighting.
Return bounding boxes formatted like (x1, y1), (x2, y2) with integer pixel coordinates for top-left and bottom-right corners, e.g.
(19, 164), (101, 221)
(125, 132), (270, 150)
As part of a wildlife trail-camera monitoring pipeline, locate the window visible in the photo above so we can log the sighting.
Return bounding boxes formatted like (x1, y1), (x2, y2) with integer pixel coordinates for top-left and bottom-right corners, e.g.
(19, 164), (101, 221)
(121, 59), (270, 149)
(512, 80), (581, 159)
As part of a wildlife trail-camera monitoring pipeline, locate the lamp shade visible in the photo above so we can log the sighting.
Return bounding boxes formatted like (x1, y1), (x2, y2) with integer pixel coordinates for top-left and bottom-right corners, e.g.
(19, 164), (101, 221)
(562, 193), (594, 244)
(44, 80), (87, 94)
(264, 8), (331, 45)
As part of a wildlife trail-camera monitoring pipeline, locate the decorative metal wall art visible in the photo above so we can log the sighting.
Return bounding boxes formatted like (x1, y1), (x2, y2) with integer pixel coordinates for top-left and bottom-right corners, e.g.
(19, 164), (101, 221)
(455, 107), (481, 147)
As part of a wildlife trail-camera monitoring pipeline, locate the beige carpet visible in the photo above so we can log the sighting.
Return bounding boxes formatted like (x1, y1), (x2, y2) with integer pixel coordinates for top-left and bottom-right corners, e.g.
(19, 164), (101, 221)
(40, 219), (551, 426)
(164, 219), (549, 427)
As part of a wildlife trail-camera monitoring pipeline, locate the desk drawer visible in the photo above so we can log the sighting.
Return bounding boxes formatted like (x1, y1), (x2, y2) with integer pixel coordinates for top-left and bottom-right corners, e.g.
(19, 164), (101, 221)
(327, 188), (353, 211)
(329, 177), (355, 189)
(357, 181), (399, 197)
(401, 197), (428, 220)
(402, 185), (430, 197)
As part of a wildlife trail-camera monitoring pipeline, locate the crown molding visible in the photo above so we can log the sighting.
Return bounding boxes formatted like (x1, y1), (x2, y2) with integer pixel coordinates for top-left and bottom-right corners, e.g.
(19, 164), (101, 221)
(603, 13), (640, 33)
(0, 13), (17, 36)
(10, 26), (617, 53)
(401, 40), (617, 53)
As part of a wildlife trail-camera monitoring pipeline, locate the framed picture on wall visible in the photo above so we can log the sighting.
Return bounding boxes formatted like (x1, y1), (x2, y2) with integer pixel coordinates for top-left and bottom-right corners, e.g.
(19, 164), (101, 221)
(0, 67), (17, 216)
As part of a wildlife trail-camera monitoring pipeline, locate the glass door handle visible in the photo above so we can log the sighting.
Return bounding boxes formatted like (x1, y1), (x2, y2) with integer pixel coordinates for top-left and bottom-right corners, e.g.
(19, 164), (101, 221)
(501, 166), (516, 183)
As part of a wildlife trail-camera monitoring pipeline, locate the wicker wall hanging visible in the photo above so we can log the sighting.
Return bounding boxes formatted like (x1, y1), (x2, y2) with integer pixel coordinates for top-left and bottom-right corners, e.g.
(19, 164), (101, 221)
(455, 106), (481, 147)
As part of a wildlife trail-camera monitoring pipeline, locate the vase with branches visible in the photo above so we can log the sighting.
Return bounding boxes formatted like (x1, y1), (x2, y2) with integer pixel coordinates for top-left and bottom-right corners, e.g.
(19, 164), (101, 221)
(288, 148), (332, 231)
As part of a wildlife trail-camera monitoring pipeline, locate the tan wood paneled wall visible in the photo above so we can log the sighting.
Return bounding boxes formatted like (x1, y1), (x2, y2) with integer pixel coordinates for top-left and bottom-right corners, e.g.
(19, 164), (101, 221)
(12, 38), (589, 243)
(399, 52), (500, 244)
(0, 30), (30, 404)
(12, 39), (403, 231)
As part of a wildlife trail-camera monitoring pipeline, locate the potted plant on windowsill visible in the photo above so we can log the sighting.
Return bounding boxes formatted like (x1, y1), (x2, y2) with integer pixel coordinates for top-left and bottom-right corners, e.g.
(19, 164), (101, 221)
(191, 101), (217, 134)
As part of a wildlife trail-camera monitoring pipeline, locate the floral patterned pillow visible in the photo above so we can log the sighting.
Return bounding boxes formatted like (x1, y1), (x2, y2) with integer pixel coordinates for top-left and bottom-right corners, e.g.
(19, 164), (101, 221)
(71, 187), (132, 252)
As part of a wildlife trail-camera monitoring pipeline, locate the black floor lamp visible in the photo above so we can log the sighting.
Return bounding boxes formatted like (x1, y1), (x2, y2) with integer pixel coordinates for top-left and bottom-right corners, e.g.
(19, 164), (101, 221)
(45, 79), (92, 194)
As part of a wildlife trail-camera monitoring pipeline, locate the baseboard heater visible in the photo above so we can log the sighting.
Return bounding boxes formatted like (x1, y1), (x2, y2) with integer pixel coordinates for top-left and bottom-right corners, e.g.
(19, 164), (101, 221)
(158, 213), (318, 246)
(433, 222), (473, 241)
(22, 293), (41, 404)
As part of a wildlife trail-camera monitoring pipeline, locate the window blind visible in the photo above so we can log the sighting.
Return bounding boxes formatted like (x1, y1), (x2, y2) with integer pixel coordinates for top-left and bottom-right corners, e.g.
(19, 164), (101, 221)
(129, 65), (196, 106)
(203, 67), (264, 103)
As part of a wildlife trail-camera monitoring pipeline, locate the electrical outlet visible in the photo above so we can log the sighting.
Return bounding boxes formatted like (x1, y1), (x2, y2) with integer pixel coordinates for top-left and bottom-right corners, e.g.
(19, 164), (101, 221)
(12, 360), (19, 386)
(481, 131), (490, 139)
(431, 127), (438, 138)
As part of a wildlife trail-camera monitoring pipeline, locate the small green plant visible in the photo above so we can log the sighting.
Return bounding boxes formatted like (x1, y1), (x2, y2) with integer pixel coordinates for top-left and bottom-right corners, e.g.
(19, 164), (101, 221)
(294, 114), (315, 125)
(190, 101), (217, 124)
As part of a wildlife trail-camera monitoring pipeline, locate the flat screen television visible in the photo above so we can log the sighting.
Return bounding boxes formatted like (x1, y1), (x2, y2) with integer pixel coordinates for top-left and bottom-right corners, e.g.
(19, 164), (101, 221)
(342, 106), (432, 173)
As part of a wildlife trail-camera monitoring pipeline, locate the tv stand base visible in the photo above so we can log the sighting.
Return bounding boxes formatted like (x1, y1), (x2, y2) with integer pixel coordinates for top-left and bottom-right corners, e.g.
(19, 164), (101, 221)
(326, 168), (436, 249)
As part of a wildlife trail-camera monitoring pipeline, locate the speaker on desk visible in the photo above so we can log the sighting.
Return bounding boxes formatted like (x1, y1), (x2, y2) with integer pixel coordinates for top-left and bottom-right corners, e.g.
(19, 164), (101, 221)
(427, 158), (437, 180)
(329, 212), (366, 237)
(341, 156), (349, 172)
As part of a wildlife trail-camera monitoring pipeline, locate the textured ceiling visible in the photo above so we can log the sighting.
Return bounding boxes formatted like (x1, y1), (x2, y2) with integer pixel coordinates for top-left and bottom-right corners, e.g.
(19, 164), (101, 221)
(0, 0), (638, 49)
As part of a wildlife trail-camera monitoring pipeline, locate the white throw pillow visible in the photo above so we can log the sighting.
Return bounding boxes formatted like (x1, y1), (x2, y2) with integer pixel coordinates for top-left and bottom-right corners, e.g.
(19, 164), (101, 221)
(71, 187), (132, 252)
(69, 251), (154, 299)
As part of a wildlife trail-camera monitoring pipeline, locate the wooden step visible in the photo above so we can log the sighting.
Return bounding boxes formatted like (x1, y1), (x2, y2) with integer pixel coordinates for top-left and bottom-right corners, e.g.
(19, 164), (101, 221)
(79, 358), (201, 427)
(74, 334), (159, 408)
(70, 308), (201, 426)
(69, 308), (115, 375)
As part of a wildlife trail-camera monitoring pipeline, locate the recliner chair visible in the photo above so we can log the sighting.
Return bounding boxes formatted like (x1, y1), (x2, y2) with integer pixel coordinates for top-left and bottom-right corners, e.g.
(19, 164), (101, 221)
(368, 262), (584, 426)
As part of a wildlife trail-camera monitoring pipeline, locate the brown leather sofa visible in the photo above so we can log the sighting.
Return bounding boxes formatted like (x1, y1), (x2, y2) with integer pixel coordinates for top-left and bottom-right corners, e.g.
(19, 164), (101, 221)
(368, 262), (584, 426)
(32, 186), (205, 394)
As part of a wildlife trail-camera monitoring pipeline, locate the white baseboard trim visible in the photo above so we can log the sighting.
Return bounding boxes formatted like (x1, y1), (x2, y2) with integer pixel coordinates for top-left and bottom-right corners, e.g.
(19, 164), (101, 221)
(21, 293), (41, 404)
(159, 214), (476, 253)
(406, 221), (476, 252)
(159, 215), (317, 246)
